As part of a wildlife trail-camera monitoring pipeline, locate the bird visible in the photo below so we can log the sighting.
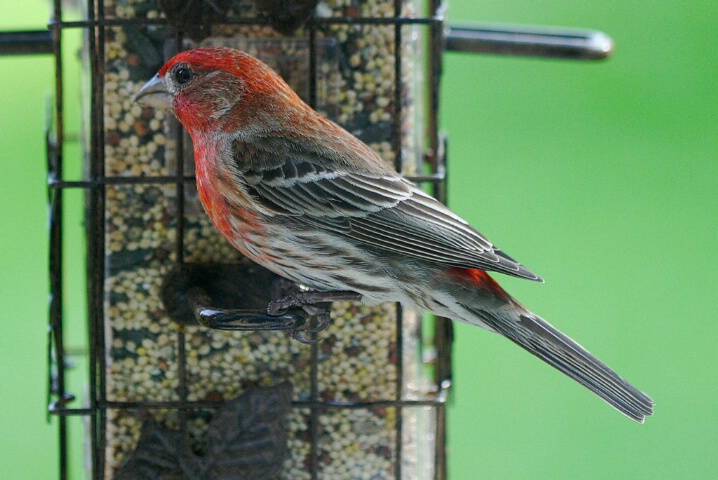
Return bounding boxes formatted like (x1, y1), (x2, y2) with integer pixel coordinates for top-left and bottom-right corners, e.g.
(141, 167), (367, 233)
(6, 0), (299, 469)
(135, 46), (654, 422)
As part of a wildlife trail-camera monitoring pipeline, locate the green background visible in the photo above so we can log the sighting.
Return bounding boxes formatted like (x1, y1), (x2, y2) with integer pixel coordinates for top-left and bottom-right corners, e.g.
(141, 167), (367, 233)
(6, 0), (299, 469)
(1, 0), (716, 478)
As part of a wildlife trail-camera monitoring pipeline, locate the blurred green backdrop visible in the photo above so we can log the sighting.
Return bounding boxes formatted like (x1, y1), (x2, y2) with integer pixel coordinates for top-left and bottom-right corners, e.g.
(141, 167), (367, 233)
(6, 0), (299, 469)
(1, 1), (716, 478)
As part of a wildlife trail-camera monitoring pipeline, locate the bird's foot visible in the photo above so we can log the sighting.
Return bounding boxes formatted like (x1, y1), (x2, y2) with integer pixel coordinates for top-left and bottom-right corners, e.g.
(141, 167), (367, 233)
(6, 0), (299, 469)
(268, 290), (363, 344)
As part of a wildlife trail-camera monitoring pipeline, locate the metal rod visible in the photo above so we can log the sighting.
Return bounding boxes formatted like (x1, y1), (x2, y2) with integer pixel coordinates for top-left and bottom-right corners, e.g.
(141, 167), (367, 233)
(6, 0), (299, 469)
(51, 395), (449, 413)
(435, 402), (447, 480)
(308, 26), (320, 480)
(197, 308), (307, 330)
(445, 23), (614, 60)
(40, 14), (615, 63)
(47, 15), (444, 29)
(48, 3), (67, 478)
(429, 2), (451, 458)
(47, 172), (446, 188)
(174, 37), (187, 270)
(87, 1), (108, 476)
(393, 3), (405, 477)
(0, 29), (52, 55)
(170, 29), (190, 443)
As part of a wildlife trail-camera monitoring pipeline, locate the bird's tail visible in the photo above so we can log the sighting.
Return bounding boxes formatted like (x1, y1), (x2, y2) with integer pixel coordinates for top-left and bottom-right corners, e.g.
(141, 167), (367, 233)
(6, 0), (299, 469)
(463, 300), (654, 422)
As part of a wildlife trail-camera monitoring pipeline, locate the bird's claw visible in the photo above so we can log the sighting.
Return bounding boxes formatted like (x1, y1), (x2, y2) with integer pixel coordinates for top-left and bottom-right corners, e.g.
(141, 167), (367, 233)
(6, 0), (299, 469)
(289, 310), (332, 344)
(269, 290), (362, 343)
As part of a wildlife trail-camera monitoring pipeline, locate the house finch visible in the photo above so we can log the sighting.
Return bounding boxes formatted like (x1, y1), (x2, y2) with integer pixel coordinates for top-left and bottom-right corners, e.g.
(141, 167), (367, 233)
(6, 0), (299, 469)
(136, 46), (653, 422)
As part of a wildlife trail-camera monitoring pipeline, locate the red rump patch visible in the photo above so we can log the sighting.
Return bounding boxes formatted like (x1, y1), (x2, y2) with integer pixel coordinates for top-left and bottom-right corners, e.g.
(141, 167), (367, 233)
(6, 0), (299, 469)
(448, 267), (508, 297)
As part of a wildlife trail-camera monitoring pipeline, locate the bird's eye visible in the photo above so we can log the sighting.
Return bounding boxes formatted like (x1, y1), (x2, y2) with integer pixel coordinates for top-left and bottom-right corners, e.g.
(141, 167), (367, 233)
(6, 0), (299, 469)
(174, 66), (193, 85)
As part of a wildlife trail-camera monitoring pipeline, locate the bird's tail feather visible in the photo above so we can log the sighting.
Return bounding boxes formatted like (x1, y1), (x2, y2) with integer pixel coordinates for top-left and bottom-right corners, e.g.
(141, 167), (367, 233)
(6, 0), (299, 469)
(468, 304), (654, 422)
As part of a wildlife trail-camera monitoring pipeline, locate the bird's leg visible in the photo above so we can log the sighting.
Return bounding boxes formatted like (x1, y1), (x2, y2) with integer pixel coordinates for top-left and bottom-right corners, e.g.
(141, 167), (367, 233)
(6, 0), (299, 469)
(270, 277), (302, 303)
(268, 290), (363, 344)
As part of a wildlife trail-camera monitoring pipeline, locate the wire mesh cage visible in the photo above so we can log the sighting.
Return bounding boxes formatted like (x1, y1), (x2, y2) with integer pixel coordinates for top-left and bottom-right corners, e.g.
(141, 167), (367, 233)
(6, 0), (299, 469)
(47, 1), (451, 479)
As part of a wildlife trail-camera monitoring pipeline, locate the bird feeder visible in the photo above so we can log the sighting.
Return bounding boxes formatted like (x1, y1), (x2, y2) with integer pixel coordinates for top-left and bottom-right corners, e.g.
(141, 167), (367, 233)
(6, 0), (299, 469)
(4, 0), (615, 478)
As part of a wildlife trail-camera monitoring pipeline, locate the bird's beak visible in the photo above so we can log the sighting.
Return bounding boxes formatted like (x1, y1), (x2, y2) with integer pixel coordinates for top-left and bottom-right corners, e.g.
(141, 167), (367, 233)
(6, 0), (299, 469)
(134, 74), (171, 110)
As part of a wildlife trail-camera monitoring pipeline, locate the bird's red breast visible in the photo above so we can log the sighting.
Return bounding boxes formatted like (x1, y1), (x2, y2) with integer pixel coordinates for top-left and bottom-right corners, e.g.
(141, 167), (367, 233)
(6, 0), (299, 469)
(193, 140), (266, 249)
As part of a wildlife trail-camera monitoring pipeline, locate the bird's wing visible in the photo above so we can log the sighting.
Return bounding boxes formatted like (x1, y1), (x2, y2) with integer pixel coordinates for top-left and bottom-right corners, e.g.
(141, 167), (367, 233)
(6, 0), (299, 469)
(234, 139), (542, 281)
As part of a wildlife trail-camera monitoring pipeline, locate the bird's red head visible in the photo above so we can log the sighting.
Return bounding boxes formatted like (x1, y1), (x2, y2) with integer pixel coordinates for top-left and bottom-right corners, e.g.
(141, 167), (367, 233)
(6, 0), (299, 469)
(136, 46), (303, 135)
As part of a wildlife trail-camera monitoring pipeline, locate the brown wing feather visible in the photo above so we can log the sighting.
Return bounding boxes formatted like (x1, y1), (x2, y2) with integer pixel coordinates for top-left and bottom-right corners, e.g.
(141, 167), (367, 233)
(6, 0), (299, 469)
(233, 138), (542, 281)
